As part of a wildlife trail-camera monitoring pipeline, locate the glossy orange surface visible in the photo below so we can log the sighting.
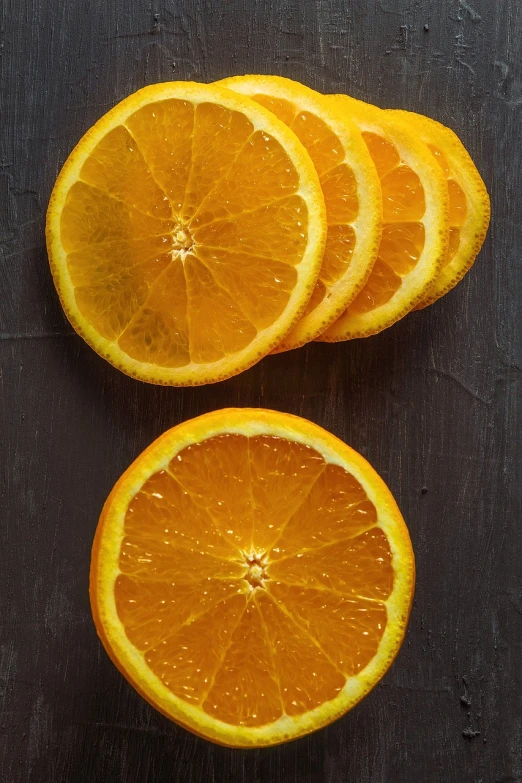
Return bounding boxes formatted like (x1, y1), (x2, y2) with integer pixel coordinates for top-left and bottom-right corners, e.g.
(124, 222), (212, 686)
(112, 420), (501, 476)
(114, 433), (392, 726)
(61, 100), (310, 366)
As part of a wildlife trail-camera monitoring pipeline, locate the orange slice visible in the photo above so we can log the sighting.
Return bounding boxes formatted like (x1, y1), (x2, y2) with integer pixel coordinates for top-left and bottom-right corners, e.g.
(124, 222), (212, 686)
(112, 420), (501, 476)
(46, 82), (326, 385)
(90, 408), (415, 747)
(319, 95), (449, 341)
(389, 110), (490, 308)
(217, 76), (382, 351)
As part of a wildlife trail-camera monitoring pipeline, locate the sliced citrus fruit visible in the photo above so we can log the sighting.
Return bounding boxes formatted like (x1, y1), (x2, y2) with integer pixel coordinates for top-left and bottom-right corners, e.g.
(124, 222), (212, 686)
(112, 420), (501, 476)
(90, 408), (415, 747)
(319, 95), (449, 341)
(217, 75), (382, 351)
(388, 110), (490, 309)
(46, 82), (326, 385)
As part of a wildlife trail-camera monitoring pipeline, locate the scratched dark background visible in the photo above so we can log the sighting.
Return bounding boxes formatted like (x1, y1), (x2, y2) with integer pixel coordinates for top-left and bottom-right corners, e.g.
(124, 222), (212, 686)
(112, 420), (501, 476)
(1, 0), (521, 781)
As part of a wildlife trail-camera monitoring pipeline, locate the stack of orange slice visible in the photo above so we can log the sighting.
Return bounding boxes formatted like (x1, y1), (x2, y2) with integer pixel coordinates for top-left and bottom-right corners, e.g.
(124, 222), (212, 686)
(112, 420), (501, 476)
(47, 76), (490, 385)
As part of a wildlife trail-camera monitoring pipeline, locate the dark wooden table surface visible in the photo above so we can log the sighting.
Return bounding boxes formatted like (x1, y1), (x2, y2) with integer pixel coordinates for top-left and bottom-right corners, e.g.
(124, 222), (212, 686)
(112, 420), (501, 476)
(2, 1), (521, 781)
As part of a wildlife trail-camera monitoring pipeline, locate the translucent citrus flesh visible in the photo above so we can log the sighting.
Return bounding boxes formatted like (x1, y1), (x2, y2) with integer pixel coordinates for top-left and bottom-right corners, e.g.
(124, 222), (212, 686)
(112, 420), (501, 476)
(427, 144), (467, 269)
(346, 132), (426, 315)
(61, 100), (311, 367)
(114, 433), (392, 727)
(251, 94), (359, 315)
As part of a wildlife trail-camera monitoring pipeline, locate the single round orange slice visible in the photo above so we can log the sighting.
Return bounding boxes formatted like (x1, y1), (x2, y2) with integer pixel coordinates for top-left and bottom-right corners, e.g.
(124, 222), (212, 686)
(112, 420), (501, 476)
(319, 95), (449, 341)
(389, 110), (490, 308)
(217, 75), (382, 352)
(46, 82), (326, 385)
(90, 408), (415, 747)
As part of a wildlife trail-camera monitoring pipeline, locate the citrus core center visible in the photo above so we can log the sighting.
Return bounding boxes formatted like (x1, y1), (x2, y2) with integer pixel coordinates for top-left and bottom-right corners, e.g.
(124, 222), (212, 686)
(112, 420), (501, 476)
(172, 225), (194, 259)
(245, 554), (268, 590)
